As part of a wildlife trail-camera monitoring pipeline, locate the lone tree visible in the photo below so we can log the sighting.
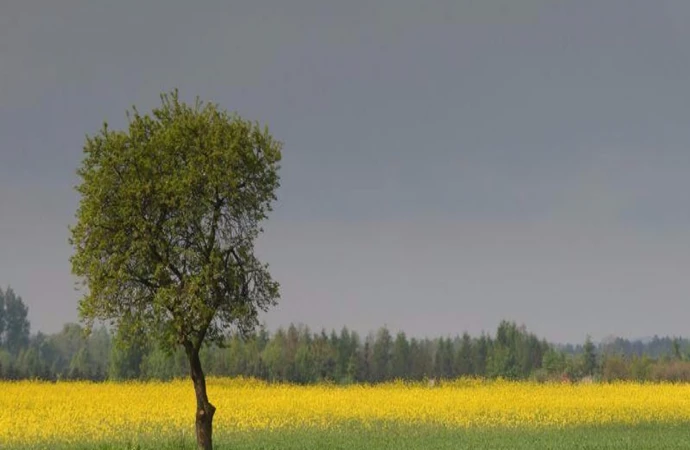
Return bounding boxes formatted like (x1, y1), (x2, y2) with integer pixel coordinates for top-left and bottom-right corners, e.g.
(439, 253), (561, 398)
(70, 90), (281, 450)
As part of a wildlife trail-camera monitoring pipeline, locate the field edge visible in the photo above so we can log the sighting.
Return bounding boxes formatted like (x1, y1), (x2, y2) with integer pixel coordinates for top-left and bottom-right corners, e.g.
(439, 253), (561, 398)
(6, 422), (690, 450)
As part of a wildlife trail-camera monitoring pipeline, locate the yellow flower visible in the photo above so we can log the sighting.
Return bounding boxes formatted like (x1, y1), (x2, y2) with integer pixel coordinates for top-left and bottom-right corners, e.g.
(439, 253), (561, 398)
(2, 378), (690, 445)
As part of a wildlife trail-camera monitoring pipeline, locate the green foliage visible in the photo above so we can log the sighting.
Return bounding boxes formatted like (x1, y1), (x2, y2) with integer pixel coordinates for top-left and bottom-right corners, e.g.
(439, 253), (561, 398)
(4, 301), (690, 384)
(294, 339), (315, 383)
(485, 321), (547, 380)
(649, 360), (690, 382)
(472, 334), (490, 376)
(69, 347), (95, 380)
(16, 346), (44, 379)
(3, 287), (30, 356)
(139, 345), (187, 380)
(391, 332), (411, 380)
(630, 355), (653, 381)
(672, 337), (683, 360)
(0, 289), (5, 346)
(454, 333), (473, 377)
(311, 330), (336, 382)
(601, 354), (630, 382)
(541, 348), (566, 377)
(70, 90), (282, 356)
(335, 328), (357, 383)
(371, 327), (392, 382)
(582, 336), (597, 377)
(0, 348), (13, 378)
(48, 324), (90, 379)
(109, 324), (147, 380)
(0, 280), (661, 388)
(262, 328), (288, 382)
(433, 337), (454, 379)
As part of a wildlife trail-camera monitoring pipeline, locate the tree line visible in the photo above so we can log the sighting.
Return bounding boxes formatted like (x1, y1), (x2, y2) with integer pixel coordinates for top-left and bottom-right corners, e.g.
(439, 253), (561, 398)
(2, 286), (690, 383)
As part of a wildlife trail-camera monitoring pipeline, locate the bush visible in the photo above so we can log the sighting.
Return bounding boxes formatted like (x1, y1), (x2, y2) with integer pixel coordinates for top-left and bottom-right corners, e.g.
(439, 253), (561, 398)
(650, 361), (690, 382)
(601, 355), (630, 382)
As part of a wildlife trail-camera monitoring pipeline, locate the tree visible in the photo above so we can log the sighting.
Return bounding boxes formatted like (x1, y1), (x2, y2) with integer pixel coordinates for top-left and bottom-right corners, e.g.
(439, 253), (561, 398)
(311, 329), (336, 382)
(472, 333), (490, 376)
(672, 337), (683, 360)
(4, 287), (30, 356)
(409, 338), (433, 380)
(263, 328), (288, 381)
(372, 327), (392, 382)
(391, 332), (411, 380)
(48, 323), (87, 379)
(345, 331), (361, 383)
(294, 336), (315, 383)
(69, 90), (282, 450)
(455, 332), (474, 377)
(434, 337), (455, 379)
(582, 336), (597, 377)
(542, 348), (566, 378)
(336, 327), (356, 383)
(359, 338), (373, 382)
(140, 345), (187, 380)
(0, 288), (5, 347)
(69, 346), (94, 379)
(109, 323), (148, 380)
(86, 326), (111, 380)
(601, 354), (629, 382)
(488, 321), (519, 379)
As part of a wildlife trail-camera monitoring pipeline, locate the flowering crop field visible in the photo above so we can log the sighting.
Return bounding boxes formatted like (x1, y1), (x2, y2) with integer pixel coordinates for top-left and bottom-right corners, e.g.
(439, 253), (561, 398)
(3, 377), (690, 449)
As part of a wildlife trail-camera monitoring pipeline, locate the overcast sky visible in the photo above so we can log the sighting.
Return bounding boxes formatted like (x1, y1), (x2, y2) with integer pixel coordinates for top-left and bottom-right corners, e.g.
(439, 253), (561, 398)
(2, 1), (690, 343)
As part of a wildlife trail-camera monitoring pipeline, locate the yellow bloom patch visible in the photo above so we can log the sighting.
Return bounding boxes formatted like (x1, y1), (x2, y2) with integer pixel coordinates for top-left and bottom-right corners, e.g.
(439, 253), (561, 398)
(2, 377), (690, 445)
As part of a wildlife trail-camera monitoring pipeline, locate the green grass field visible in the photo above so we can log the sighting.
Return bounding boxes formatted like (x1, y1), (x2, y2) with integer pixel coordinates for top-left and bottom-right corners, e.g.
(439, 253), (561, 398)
(8, 423), (690, 450)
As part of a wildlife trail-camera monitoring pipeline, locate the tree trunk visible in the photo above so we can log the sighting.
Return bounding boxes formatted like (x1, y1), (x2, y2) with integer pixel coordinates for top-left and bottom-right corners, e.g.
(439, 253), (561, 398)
(186, 343), (216, 450)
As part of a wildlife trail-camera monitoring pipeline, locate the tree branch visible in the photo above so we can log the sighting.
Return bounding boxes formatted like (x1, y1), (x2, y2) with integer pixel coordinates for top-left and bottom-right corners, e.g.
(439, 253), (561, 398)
(205, 195), (224, 262)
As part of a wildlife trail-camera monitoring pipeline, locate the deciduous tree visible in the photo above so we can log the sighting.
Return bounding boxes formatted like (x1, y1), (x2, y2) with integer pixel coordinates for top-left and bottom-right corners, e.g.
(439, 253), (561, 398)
(4, 287), (30, 356)
(70, 90), (281, 450)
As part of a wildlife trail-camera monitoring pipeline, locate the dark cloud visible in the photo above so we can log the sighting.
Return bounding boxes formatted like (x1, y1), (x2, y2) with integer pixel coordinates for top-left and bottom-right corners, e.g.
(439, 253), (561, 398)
(2, 0), (690, 342)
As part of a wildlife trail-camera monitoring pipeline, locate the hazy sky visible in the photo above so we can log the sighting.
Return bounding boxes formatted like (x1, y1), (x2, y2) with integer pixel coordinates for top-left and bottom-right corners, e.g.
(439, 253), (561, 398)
(2, 1), (690, 343)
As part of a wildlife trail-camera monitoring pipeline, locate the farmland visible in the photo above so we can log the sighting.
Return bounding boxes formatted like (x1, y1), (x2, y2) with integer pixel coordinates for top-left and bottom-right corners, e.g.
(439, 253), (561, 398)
(3, 378), (690, 449)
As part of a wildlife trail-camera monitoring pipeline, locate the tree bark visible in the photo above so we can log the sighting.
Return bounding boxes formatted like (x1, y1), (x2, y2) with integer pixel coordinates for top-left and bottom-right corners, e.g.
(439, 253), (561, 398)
(185, 343), (216, 450)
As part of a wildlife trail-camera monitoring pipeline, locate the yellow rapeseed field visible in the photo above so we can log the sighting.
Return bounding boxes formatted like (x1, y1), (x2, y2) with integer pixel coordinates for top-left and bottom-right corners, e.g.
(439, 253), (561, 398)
(2, 377), (690, 445)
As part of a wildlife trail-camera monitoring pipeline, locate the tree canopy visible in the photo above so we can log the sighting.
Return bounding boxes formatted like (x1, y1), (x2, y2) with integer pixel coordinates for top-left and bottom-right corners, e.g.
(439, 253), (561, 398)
(70, 90), (281, 352)
(2, 287), (30, 356)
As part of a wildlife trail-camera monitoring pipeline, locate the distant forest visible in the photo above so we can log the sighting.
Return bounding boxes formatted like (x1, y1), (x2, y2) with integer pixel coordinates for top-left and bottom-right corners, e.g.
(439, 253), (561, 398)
(2, 286), (690, 383)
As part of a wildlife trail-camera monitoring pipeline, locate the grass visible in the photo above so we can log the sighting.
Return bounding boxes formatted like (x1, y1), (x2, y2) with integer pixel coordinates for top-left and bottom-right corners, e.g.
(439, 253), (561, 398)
(7, 422), (690, 450)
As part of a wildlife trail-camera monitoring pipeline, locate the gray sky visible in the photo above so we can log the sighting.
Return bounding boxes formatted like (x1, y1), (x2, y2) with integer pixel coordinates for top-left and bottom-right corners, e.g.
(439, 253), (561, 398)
(2, 0), (690, 343)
